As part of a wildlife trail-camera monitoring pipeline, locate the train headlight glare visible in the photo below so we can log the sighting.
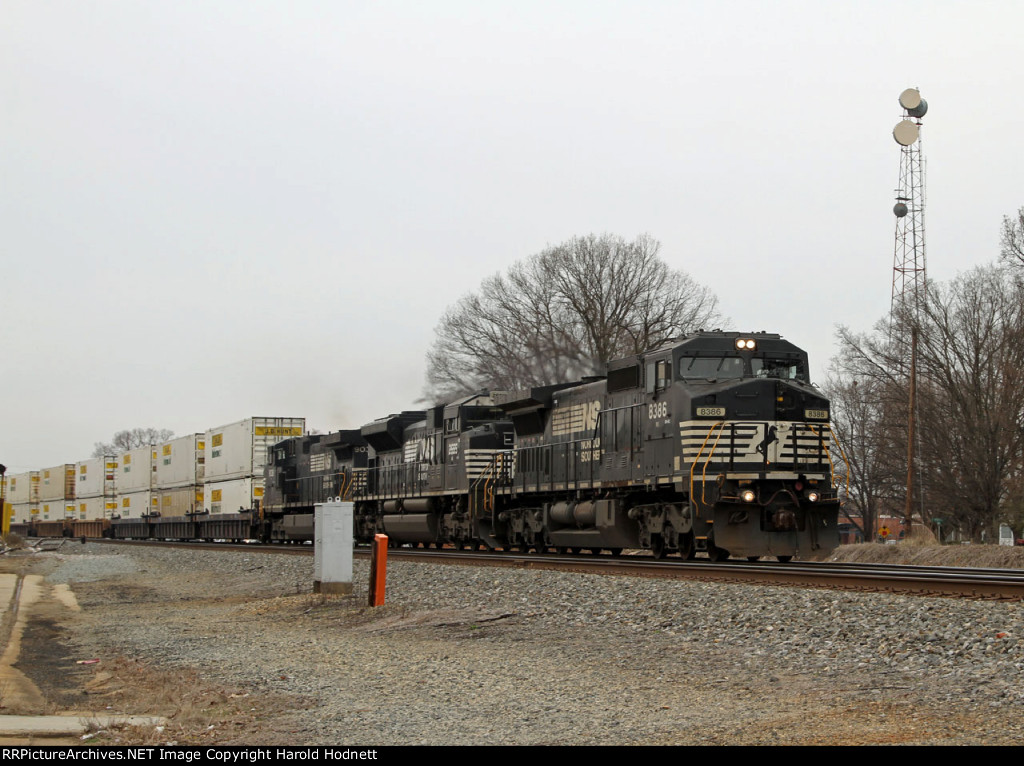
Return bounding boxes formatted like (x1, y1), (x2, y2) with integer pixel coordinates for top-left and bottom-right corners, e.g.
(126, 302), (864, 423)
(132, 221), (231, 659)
(807, 492), (820, 503)
(735, 338), (757, 350)
(741, 489), (756, 503)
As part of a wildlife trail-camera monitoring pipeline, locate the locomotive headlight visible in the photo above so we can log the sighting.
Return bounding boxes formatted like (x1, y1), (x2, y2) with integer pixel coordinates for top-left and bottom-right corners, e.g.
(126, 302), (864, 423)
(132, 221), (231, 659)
(806, 491), (820, 503)
(735, 338), (757, 351)
(741, 489), (756, 503)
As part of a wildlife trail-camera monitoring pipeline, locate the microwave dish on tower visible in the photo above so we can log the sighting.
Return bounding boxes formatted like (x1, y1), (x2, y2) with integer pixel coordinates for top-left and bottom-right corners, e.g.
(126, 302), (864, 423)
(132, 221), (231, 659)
(890, 87), (928, 320)
(899, 88), (928, 118)
(893, 120), (920, 146)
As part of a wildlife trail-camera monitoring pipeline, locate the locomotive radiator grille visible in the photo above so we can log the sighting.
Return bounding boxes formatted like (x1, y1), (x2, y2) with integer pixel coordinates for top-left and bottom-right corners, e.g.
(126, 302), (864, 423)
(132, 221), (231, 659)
(777, 424), (833, 467)
(464, 448), (512, 481)
(680, 422), (759, 465)
(680, 420), (833, 471)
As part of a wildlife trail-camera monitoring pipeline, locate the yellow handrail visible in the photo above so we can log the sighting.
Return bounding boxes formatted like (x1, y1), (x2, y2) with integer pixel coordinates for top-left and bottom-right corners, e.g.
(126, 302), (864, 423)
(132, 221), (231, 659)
(472, 450), (512, 515)
(340, 469), (352, 501)
(689, 422), (725, 512)
(699, 426), (728, 505)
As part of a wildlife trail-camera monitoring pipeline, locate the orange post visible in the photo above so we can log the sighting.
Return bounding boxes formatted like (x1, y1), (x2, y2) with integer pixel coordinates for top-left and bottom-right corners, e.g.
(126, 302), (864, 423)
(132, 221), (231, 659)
(368, 534), (388, 606)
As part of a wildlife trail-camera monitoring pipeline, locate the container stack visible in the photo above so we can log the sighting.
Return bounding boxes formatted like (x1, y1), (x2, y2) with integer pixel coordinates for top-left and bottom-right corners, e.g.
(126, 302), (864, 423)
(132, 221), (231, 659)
(6, 471), (40, 523)
(115, 446), (156, 518)
(203, 417), (305, 513)
(154, 433), (205, 516)
(75, 456), (117, 520)
(39, 464), (75, 520)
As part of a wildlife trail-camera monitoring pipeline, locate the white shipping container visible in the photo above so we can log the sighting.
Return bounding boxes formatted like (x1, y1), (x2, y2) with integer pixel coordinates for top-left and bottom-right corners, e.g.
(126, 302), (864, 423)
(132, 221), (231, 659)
(204, 417), (304, 482)
(155, 434), (205, 489)
(76, 496), (115, 520)
(116, 490), (157, 519)
(12, 503), (38, 523)
(40, 500), (75, 519)
(156, 486), (203, 516)
(5, 472), (39, 504)
(39, 465), (75, 501)
(76, 457), (117, 498)
(117, 446), (155, 493)
(204, 477), (264, 514)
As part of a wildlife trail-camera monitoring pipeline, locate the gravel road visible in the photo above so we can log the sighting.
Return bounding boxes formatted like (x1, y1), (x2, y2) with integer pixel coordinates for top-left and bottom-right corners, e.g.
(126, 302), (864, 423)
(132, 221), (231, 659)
(24, 543), (1024, 745)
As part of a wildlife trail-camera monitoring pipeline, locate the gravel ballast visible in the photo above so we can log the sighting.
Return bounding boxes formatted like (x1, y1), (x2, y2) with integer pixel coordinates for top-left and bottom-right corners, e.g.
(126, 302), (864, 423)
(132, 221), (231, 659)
(29, 543), (1024, 745)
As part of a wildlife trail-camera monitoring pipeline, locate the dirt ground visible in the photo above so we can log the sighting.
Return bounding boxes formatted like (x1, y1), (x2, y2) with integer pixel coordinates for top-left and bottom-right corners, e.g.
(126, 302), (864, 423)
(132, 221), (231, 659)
(1, 539), (1022, 745)
(0, 549), (306, 745)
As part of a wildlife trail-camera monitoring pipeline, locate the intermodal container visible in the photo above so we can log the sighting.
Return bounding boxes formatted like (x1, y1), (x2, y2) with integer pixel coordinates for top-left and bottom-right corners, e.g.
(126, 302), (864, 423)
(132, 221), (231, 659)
(204, 477), (264, 514)
(155, 486), (202, 517)
(76, 457), (117, 498)
(116, 446), (155, 493)
(204, 417), (305, 483)
(116, 490), (156, 519)
(39, 465), (75, 502)
(39, 500), (75, 520)
(76, 496), (113, 520)
(12, 503), (38, 524)
(5, 472), (39, 504)
(155, 434), (205, 489)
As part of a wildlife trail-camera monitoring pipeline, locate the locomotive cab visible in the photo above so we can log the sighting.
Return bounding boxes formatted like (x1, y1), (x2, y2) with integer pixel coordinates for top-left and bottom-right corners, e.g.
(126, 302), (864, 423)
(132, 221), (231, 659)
(671, 333), (841, 561)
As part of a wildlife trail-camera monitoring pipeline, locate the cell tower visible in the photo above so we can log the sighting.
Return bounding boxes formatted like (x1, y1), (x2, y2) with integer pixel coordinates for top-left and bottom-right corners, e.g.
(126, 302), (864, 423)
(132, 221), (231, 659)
(890, 87), (928, 538)
(891, 87), (928, 328)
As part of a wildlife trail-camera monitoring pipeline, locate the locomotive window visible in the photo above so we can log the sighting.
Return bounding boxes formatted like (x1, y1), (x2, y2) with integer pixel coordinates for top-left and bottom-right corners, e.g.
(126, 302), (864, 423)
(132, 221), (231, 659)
(679, 357), (744, 380)
(645, 360), (672, 392)
(657, 360), (671, 389)
(751, 358), (806, 381)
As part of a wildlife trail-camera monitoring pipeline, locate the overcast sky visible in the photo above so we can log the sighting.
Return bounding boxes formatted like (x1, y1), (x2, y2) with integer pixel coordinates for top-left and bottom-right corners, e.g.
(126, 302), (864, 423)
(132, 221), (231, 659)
(3, 1), (1022, 471)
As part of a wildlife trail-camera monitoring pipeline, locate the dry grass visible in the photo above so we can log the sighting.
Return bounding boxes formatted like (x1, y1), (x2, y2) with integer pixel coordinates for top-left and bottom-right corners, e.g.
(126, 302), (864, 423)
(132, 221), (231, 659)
(829, 540), (1024, 569)
(1, 533), (27, 550)
(81, 657), (310, 746)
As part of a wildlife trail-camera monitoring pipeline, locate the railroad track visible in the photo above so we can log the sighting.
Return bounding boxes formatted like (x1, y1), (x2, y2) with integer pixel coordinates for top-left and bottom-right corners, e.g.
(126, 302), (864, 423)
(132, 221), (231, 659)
(85, 538), (1024, 601)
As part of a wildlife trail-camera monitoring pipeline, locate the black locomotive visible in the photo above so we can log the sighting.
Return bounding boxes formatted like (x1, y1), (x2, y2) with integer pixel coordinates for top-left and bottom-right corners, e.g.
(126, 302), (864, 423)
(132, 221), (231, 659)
(263, 331), (844, 561)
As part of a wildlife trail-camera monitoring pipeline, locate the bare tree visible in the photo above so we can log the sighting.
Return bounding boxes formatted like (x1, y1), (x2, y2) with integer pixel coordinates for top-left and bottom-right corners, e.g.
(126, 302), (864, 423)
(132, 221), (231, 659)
(424, 234), (721, 400)
(828, 264), (1024, 542)
(1000, 206), (1024, 269)
(822, 364), (906, 542)
(913, 266), (1024, 540)
(92, 428), (175, 457)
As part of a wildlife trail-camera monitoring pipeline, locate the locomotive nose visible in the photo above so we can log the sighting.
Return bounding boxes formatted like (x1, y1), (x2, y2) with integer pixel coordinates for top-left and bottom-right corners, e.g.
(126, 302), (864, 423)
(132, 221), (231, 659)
(775, 386), (800, 420)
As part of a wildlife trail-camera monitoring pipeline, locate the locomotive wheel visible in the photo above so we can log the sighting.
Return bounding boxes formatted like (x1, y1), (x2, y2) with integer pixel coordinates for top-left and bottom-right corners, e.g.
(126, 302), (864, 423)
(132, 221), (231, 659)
(589, 548), (602, 555)
(651, 534), (667, 560)
(747, 556), (761, 562)
(776, 555), (793, 563)
(610, 548), (623, 557)
(678, 533), (695, 560)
